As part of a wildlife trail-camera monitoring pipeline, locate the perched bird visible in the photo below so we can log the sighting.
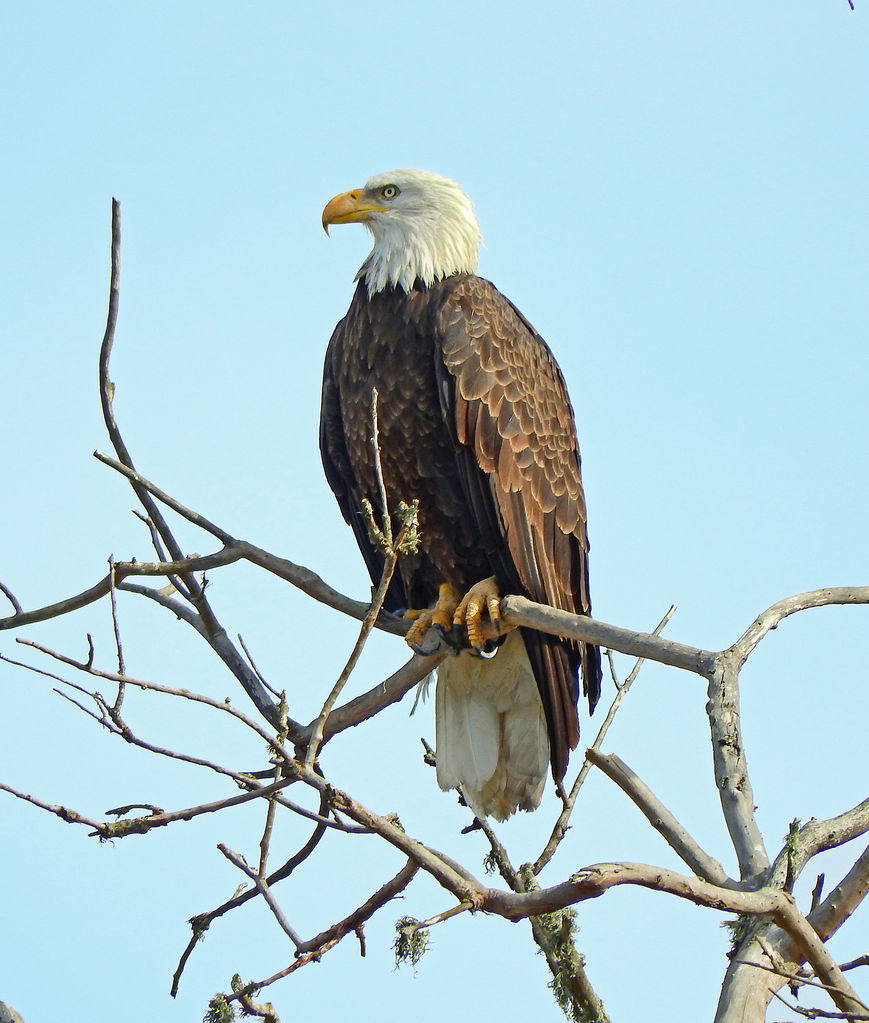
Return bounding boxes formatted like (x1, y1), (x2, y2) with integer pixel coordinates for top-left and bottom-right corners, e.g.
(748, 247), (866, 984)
(320, 169), (601, 820)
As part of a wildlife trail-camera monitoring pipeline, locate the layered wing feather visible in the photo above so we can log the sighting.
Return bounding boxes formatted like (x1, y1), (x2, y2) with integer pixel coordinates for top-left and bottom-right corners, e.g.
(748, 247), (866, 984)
(320, 275), (601, 784)
(434, 276), (602, 780)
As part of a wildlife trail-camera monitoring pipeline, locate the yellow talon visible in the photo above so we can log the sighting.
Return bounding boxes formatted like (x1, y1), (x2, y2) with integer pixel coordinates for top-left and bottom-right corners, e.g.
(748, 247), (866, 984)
(405, 578), (514, 652)
(405, 582), (461, 650)
(454, 576), (507, 650)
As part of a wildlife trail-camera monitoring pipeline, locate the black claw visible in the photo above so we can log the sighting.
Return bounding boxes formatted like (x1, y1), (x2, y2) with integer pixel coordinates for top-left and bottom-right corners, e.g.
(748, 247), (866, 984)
(469, 635), (507, 659)
(432, 622), (465, 652)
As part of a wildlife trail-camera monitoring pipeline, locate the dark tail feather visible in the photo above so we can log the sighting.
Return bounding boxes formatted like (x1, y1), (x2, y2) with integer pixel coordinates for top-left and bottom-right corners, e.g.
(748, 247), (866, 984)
(522, 627), (601, 781)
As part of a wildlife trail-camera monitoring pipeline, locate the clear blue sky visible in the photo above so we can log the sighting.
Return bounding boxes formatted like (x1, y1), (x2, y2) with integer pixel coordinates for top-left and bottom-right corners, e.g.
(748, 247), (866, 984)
(1, 3), (866, 1021)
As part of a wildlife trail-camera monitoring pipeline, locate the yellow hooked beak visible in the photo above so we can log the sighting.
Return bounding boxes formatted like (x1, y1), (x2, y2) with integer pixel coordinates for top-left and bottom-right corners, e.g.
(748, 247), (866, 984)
(321, 189), (388, 233)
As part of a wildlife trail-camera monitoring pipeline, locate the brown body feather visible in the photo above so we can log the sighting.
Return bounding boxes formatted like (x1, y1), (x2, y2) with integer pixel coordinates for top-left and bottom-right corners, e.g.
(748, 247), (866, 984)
(320, 274), (601, 781)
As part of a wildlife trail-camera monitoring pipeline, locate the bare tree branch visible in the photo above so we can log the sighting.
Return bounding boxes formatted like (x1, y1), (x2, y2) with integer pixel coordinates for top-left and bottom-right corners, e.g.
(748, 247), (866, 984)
(0, 581), (22, 615)
(304, 468), (407, 766)
(767, 800), (869, 891)
(98, 778), (297, 838)
(809, 841), (869, 943)
(0, 781), (109, 836)
(706, 649), (769, 882)
(228, 858), (419, 999)
(587, 749), (731, 886)
(729, 587), (869, 667)
(774, 897), (868, 1017)
(218, 844), (304, 950)
(501, 594), (714, 675)
(770, 986), (869, 1020)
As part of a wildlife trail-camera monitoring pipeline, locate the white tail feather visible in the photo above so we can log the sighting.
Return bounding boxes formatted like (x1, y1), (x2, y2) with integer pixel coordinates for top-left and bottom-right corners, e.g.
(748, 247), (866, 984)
(435, 631), (549, 821)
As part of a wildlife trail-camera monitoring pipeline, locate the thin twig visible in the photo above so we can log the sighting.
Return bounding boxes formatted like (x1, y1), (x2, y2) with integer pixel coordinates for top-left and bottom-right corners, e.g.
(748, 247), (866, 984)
(479, 819), (521, 889)
(259, 764), (283, 877)
(93, 230), (283, 732)
(737, 956), (868, 1005)
(297, 762), (484, 902)
(218, 845), (304, 949)
(97, 201), (203, 604)
(14, 638), (290, 755)
(98, 778), (297, 838)
(171, 790), (334, 997)
(303, 648), (447, 744)
(238, 633), (282, 700)
(770, 986), (869, 1020)
(534, 604), (676, 873)
(729, 588), (869, 667)
(53, 687), (109, 726)
(304, 544), (399, 767)
(107, 556), (126, 716)
(228, 858), (419, 1000)
(94, 450), (234, 545)
(812, 874), (827, 913)
(408, 900), (474, 932)
(0, 581), (22, 615)
(117, 581), (205, 631)
(305, 394), (417, 766)
(0, 781), (109, 836)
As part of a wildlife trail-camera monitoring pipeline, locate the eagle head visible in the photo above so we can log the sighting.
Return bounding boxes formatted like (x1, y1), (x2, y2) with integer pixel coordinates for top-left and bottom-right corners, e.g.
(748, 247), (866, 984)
(322, 169), (482, 295)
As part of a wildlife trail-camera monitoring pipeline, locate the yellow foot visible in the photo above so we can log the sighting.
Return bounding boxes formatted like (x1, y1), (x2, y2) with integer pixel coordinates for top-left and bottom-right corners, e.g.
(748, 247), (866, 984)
(405, 583), (461, 651)
(454, 576), (505, 650)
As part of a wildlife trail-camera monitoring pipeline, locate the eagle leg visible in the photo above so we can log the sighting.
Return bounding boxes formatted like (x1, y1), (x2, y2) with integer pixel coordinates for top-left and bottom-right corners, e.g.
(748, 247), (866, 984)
(453, 576), (509, 652)
(404, 582), (462, 654)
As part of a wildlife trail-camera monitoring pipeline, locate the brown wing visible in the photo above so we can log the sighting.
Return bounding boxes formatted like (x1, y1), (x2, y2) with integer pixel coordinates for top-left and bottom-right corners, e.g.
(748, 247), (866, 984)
(319, 302), (408, 613)
(434, 276), (601, 780)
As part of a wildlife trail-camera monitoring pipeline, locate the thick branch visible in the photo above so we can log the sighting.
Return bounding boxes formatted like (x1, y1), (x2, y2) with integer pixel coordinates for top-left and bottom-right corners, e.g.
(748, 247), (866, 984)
(717, 841), (869, 1022)
(774, 896), (868, 1017)
(767, 799), (869, 890)
(302, 649), (447, 745)
(809, 840), (869, 942)
(706, 652), (769, 882)
(482, 861), (783, 921)
(501, 594), (714, 676)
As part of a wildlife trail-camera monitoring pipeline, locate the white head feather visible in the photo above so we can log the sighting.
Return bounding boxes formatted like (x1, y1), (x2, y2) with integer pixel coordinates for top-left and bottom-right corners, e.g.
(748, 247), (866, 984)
(344, 169), (482, 294)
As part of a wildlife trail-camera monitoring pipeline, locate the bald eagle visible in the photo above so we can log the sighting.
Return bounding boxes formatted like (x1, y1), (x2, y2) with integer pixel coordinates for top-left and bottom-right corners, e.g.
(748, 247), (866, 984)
(320, 169), (601, 820)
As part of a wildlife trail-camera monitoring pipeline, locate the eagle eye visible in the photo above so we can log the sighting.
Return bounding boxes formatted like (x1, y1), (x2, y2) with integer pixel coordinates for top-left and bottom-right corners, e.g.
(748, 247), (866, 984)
(379, 184), (400, 200)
